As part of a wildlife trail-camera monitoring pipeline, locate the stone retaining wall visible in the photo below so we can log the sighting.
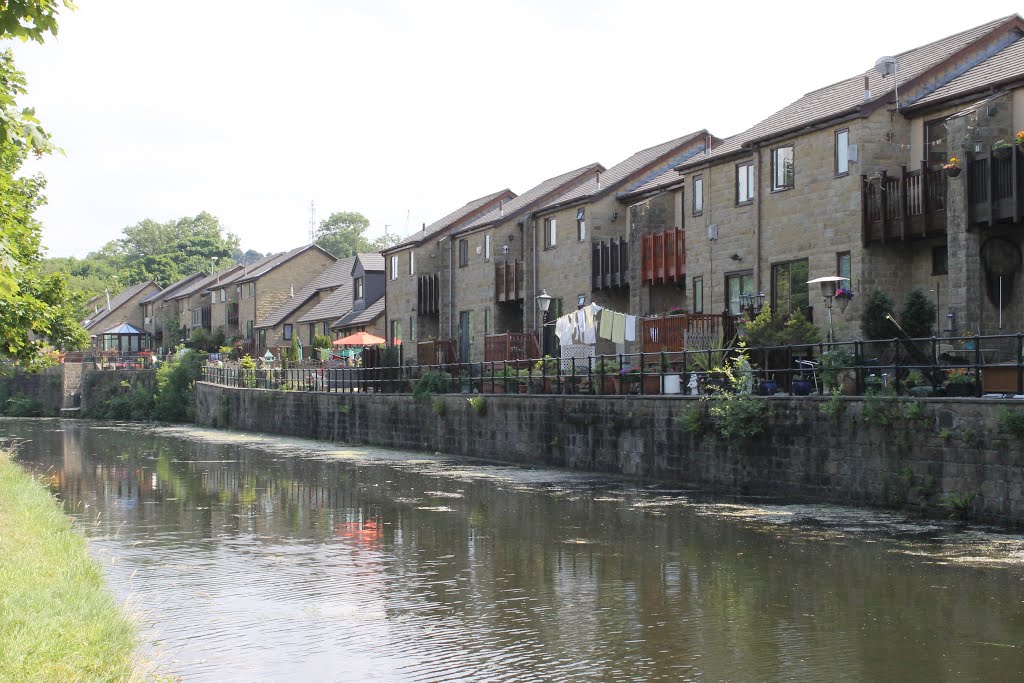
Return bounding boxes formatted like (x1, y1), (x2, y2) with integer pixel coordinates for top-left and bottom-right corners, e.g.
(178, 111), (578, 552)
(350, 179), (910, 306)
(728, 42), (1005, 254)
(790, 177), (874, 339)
(195, 382), (1024, 527)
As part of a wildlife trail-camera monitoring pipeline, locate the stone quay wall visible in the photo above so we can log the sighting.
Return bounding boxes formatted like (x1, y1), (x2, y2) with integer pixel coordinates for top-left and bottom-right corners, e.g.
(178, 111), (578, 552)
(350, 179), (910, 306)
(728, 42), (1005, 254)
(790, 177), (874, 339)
(195, 382), (1024, 527)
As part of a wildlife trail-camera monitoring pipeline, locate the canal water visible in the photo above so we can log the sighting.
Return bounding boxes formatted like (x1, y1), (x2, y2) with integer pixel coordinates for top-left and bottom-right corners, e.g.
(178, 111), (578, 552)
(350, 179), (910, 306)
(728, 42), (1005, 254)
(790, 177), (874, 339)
(4, 419), (1024, 682)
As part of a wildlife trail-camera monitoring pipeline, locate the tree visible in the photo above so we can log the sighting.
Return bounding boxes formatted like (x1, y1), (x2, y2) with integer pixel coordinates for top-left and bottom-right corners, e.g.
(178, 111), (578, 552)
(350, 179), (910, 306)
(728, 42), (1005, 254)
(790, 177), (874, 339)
(900, 289), (937, 339)
(860, 290), (895, 341)
(0, 2), (88, 368)
(371, 232), (401, 251)
(314, 211), (373, 258)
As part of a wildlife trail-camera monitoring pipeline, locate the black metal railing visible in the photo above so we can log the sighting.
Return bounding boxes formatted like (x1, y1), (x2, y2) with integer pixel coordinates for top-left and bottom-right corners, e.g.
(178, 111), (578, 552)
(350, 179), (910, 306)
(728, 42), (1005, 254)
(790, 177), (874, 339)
(200, 333), (1024, 398)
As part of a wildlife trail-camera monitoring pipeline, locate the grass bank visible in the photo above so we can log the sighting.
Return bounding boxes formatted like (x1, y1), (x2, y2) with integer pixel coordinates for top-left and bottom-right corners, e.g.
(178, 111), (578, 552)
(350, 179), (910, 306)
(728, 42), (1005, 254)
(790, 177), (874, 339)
(0, 450), (138, 683)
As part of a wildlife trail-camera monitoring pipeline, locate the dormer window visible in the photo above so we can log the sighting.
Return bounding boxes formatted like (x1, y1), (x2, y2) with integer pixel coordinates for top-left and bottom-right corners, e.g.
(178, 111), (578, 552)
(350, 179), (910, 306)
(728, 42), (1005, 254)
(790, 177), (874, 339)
(354, 277), (364, 300)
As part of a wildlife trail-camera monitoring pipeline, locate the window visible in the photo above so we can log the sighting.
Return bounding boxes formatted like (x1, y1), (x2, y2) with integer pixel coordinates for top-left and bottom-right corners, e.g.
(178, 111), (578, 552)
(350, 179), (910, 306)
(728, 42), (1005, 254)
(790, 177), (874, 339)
(390, 255), (398, 280)
(925, 118), (947, 167)
(771, 146), (794, 191)
(322, 321), (329, 336)
(309, 324), (316, 346)
(693, 175), (704, 215)
(576, 208), (586, 242)
(458, 239), (469, 267)
(837, 251), (851, 284)
(249, 282), (255, 297)
(283, 324), (293, 341)
(258, 329), (265, 350)
(737, 162), (755, 203)
(220, 288), (226, 303)
(409, 251), (415, 276)
(247, 320), (253, 338)
(693, 276), (704, 313)
(484, 307), (490, 336)
(544, 217), (557, 248)
(391, 320), (402, 343)
(771, 259), (810, 316)
(354, 277), (364, 300)
(932, 244), (948, 275)
(835, 129), (849, 176)
(725, 271), (754, 316)
(484, 234), (491, 260)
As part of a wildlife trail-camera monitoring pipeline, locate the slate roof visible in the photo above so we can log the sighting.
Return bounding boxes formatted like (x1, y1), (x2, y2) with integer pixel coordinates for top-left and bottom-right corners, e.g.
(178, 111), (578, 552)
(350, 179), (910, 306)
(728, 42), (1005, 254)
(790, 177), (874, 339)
(911, 34), (1024, 107)
(234, 244), (335, 285)
(139, 272), (206, 304)
(457, 163), (604, 234)
(167, 264), (245, 300)
(297, 276), (354, 324)
(357, 253), (385, 272)
(83, 281), (157, 330)
(678, 15), (1021, 170)
(536, 131), (707, 212)
(332, 297), (384, 329)
(255, 257), (355, 330)
(386, 189), (516, 252)
(617, 167), (687, 201)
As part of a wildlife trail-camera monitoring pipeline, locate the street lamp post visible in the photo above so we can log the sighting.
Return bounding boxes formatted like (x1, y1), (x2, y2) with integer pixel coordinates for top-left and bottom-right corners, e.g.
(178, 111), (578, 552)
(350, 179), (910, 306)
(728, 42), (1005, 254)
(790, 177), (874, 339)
(535, 289), (552, 355)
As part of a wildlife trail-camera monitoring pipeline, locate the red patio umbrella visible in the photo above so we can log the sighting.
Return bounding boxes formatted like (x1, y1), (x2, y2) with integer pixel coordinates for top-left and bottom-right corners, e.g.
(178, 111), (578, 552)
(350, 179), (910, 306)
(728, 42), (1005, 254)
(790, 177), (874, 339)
(333, 331), (387, 346)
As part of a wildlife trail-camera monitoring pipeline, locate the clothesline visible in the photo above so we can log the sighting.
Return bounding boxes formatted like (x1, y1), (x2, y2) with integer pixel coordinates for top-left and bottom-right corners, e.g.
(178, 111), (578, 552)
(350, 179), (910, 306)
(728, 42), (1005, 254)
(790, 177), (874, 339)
(553, 303), (636, 347)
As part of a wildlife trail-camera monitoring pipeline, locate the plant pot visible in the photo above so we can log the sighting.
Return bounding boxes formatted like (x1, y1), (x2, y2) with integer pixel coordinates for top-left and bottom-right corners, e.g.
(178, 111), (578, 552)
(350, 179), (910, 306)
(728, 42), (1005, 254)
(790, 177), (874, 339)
(964, 339), (977, 351)
(662, 374), (681, 394)
(757, 380), (777, 396)
(791, 379), (814, 396)
(909, 385), (936, 397)
(945, 166), (962, 178)
(993, 146), (1012, 160)
(836, 297), (851, 313)
(945, 382), (976, 397)
(598, 377), (620, 395)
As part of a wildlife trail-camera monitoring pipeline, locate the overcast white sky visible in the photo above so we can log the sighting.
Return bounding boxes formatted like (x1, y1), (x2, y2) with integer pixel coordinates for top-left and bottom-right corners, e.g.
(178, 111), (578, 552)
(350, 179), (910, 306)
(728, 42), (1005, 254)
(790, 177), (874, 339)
(11, 0), (1023, 258)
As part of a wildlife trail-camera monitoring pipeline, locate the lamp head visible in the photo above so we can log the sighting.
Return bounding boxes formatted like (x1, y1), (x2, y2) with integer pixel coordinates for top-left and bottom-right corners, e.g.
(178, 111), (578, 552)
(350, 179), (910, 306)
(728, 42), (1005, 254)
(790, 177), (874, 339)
(535, 288), (553, 313)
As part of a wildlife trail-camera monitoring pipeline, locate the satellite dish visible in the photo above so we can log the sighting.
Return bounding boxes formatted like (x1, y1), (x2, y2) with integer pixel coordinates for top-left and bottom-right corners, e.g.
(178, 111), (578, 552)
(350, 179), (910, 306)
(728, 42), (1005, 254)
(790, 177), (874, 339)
(874, 56), (896, 77)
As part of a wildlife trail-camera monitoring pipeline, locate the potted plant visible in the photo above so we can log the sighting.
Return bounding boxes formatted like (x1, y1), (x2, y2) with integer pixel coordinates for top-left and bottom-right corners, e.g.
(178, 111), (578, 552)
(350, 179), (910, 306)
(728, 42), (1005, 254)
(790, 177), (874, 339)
(992, 139), (1013, 160)
(533, 355), (560, 393)
(942, 156), (962, 178)
(961, 329), (978, 351)
(593, 358), (621, 395)
(819, 348), (854, 394)
(945, 367), (976, 397)
(834, 285), (855, 313)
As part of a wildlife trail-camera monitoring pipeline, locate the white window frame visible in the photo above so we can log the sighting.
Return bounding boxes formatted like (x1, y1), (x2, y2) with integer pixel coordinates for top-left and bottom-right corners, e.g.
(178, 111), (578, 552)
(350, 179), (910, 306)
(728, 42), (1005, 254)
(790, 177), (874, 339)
(544, 217), (557, 248)
(693, 175), (704, 215)
(409, 251), (415, 276)
(835, 129), (849, 176)
(484, 234), (491, 260)
(737, 162), (755, 203)
(771, 145), (794, 191)
(390, 255), (398, 280)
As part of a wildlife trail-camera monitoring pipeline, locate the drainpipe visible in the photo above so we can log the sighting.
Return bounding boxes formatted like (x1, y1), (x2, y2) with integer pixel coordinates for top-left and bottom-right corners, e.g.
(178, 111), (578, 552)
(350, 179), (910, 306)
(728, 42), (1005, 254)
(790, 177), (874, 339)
(529, 214), (537, 334)
(438, 236), (452, 339)
(756, 147), (763, 296)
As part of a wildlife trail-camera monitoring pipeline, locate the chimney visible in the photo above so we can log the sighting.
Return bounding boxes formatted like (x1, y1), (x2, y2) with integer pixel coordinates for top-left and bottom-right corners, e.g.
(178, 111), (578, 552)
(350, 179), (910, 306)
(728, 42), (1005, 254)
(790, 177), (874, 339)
(499, 199), (504, 217)
(105, 289), (111, 311)
(864, 75), (870, 102)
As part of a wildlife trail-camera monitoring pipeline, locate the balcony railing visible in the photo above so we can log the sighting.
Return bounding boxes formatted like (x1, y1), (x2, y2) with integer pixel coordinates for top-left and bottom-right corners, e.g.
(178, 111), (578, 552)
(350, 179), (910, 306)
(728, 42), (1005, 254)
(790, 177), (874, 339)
(227, 303), (239, 327)
(495, 259), (524, 303)
(862, 163), (947, 244)
(417, 338), (458, 365)
(968, 148), (1024, 227)
(640, 314), (736, 354)
(592, 237), (628, 290)
(484, 332), (539, 362)
(641, 228), (685, 286)
(418, 273), (440, 315)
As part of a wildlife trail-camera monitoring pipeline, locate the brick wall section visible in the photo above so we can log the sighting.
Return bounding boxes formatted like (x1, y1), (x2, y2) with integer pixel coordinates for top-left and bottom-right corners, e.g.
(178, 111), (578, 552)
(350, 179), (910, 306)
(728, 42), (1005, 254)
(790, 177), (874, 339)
(0, 367), (65, 415)
(196, 382), (1024, 527)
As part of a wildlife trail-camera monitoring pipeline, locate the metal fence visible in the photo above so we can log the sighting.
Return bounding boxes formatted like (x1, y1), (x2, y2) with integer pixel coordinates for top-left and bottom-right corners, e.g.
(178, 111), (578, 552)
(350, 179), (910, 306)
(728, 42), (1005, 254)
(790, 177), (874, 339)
(199, 333), (1024, 398)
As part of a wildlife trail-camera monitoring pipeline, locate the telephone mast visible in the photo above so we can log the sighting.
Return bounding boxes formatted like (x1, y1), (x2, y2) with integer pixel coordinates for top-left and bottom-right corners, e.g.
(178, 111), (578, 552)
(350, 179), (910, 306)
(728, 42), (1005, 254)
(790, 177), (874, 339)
(309, 201), (317, 245)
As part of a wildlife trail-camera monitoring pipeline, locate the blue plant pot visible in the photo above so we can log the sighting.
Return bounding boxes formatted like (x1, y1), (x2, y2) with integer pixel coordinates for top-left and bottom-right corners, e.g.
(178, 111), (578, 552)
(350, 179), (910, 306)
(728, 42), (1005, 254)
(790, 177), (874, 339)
(758, 381), (777, 396)
(791, 379), (813, 396)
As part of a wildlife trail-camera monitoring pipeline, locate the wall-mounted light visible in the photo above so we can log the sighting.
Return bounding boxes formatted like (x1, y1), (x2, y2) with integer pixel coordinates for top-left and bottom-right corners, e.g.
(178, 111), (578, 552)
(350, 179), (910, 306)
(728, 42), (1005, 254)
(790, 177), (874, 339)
(501, 244), (509, 256)
(729, 253), (742, 261)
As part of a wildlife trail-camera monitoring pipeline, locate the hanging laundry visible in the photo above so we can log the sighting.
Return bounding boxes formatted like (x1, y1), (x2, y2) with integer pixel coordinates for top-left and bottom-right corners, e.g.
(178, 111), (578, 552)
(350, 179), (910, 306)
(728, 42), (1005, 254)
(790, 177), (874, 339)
(625, 315), (636, 342)
(598, 309), (613, 340)
(611, 312), (626, 345)
(576, 309), (587, 342)
(583, 308), (597, 344)
(555, 315), (573, 346)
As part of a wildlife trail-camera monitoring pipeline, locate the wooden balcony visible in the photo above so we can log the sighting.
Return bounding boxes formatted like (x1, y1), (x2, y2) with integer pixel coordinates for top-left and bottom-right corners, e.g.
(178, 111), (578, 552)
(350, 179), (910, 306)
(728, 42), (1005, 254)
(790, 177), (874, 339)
(640, 313), (736, 354)
(484, 332), (539, 362)
(417, 338), (458, 365)
(418, 273), (440, 315)
(592, 237), (629, 291)
(495, 259), (524, 303)
(862, 163), (947, 245)
(967, 148), (1024, 227)
(641, 228), (685, 286)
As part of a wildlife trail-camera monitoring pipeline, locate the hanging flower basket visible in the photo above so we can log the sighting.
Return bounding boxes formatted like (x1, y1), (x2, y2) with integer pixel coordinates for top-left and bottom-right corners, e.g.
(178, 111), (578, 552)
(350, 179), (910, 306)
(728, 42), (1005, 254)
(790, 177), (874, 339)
(992, 141), (1013, 160)
(834, 286), (854, 314)
(945, 166), (962, 178)
(943, 157), (961, 177)
(836, 297), (851, 314)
